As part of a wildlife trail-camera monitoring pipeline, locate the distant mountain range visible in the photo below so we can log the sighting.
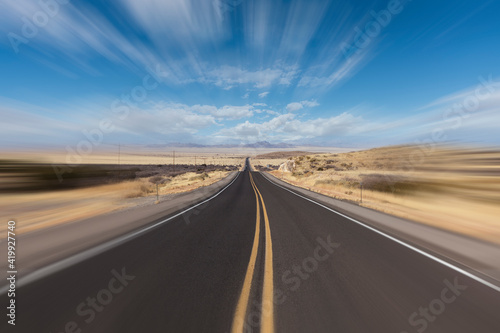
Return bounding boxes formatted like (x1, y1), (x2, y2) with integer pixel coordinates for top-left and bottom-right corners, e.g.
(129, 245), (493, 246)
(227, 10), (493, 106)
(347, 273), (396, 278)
(145, 141), (297, 149)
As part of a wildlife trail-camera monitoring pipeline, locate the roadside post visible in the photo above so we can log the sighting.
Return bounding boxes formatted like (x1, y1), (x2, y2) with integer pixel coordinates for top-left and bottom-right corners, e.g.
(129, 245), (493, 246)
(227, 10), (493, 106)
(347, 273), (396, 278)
(360, 181), (363, 203)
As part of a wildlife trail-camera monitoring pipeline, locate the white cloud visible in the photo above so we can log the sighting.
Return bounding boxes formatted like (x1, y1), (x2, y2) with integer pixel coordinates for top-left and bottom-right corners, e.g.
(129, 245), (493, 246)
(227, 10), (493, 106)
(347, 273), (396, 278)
(396, 77), (500, 141)
(0, 104), (80, 144)
(258, 92), (270, 98)
(302, 100), (320, 108)
(111, 78), (500, 144)
(265, 110), (281, 116)
(177, 103), (254, 120)
(119, 0), (227, 42)
(200, 65), (298, 89)
(0, 98), (215, 145)
(212, 105), (254, 119)
(0, 97), (256, 146)
(252, 105), (279, 116)
(97, 103), (217, 140)
(216, 112), (365, 141)
(298, 52), (368, 88)
(286, 102), (303, 112)
(286, 100), (320, 112)
(214, 78), (500, 144)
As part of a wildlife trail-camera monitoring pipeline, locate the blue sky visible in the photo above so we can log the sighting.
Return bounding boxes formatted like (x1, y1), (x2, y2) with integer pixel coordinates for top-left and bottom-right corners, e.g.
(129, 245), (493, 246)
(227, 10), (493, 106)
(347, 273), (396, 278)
(0, 0), (499, 148)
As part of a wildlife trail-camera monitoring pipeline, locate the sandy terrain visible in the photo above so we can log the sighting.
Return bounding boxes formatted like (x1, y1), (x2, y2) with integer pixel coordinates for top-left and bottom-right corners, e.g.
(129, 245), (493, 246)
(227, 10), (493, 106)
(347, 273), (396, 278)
(252, 145), (500, 244)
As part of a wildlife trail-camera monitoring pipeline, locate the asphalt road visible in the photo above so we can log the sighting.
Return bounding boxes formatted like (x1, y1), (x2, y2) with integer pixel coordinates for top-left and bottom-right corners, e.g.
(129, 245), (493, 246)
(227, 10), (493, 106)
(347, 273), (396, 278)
(2, 159), (500, 333)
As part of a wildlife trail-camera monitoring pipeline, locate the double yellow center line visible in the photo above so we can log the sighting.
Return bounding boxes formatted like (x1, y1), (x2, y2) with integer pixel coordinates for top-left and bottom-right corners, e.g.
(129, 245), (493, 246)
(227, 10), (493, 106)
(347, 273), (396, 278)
(231, 172), (274, 333)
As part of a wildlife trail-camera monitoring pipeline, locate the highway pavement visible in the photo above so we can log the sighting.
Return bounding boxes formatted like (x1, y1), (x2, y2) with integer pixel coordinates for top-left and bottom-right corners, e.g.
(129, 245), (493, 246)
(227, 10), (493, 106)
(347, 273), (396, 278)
(2, 159), (500, 332)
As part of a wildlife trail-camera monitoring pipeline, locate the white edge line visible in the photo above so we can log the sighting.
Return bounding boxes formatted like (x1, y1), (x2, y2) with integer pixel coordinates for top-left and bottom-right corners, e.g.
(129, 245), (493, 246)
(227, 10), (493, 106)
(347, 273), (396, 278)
(260, 172), (500, 293)
(0, 171), (241, 294)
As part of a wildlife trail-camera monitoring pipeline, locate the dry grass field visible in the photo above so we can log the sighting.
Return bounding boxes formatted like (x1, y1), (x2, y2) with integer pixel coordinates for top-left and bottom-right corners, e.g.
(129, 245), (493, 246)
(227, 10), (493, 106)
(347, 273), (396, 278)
(253, 145), (500, 244)
(0, 168), (232, 237)
(1, 145), (355, 166)
(1, 148), (247, 167)
(251, 148), (358, 170)
(0, 152), (240, 237)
